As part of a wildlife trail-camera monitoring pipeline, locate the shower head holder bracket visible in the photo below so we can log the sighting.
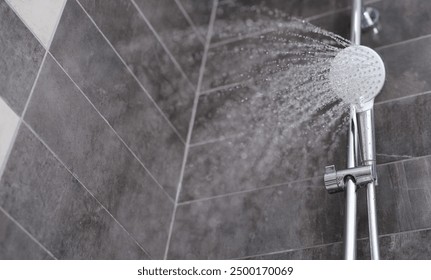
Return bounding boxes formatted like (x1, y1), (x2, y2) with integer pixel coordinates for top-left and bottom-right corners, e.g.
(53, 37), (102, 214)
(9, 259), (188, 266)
(324, 165), (374, 194)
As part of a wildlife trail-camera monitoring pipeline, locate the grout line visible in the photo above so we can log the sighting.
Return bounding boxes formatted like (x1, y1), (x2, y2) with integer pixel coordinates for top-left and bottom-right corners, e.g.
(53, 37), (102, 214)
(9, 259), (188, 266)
(199, 81), (247, 96)
(376, 154), (431, 167)
(174, 151), (431, 207)
(375, 90), (431, 106)
(174, 0), (206, 44)
(75, 0), (187, 144)
(48, 53), (175, 204)
(375, 33), (431, 51)
(377, 226), (431, 239)
(23, 121), (152, 259)
(177, 175), (322, 206)
(305, 7), (350, 22)
(0, 207), (57, 260)
(189, 132), (245, 147)
(46, 0), (68, 50)
(376, 153), (413, 160)
(128, 0), (197, 91)
(163, 0), (219, 260)
(210, 28), (276, 49)
(233, 241), (344, 260)
(235, 224), (431, 260)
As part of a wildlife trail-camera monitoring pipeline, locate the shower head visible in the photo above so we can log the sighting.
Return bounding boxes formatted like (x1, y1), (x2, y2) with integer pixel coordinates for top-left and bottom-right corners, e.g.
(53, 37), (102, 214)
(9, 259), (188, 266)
(329, 45), (385, 112)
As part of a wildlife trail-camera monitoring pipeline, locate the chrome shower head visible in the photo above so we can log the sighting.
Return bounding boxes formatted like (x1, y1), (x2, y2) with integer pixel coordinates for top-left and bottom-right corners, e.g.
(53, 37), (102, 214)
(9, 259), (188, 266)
(329, 45), (385, 112)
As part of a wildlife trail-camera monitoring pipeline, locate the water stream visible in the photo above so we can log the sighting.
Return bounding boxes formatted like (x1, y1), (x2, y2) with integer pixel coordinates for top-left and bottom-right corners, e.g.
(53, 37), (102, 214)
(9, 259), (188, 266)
(184, 3), (379, 188)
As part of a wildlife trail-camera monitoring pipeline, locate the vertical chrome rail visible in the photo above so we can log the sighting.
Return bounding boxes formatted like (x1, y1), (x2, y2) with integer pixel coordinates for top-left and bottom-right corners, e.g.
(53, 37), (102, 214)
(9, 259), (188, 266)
(358, 109), (380, 260)
(352, 0), (380, 260)
(324, 0), (381, 260)
(344, 106), (358, 260)
(351, 0), (362, 45)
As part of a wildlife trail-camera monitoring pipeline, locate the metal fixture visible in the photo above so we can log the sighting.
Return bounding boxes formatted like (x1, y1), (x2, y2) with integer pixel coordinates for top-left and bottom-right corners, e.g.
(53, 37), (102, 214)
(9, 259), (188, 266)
(362, 7), (380, 34)
(324, 165), (373, 194)
(323, 0), (384, 260)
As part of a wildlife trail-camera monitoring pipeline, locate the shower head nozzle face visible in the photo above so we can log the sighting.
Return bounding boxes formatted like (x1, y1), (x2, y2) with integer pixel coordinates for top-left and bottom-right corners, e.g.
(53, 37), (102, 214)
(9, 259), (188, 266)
(329, 45), (385, 111)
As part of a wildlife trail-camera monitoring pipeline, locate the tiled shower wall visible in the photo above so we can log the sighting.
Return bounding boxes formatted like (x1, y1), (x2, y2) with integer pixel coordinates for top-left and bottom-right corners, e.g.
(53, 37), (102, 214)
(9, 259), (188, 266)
(2, 0), (431, 260)
(166, 0), (431, 260)
(0, 0), (211, 259)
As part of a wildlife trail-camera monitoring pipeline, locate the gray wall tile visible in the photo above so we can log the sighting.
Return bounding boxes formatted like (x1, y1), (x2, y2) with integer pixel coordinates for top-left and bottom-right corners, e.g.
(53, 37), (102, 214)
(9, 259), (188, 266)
(358, 161), (431, 240)
(169, 177), (344, 259)
(50, 0), (184, 198)
(133, 0), (204, 84)
(78, 0), (195, 139)
(182, 125), (345, 201)
(0, 0), (45, 114)
(179, 0), (214, 36)
(374, 230), (431, 260)
(375, 93), (431, 164)
(170, 0), (431, 260)
(24, 55), (173, 259)
(404, 157), (431, 190)
(172, 158), (431, 259)
(0, 210), (53, 260)
(0, 125), (148, 259)
(249, 228), (431, 260)
(376, 37), (431, 103)
(247, 243), (343, 260)
(203, 34), (275, 91)
(183, 77), (347, 201)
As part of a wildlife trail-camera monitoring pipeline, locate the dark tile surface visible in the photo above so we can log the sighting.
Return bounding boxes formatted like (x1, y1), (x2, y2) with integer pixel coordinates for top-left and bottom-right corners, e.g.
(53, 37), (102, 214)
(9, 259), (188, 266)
(178, 0), (214, 36)
(357, 160), (431, 238)
(171, 157), (431, 259)
(24, 55), (174, 259)
(242, 159), (431, 260)
(169, 177), (344, 259)
(0, 210), (53, 260)
(375, 37), (431, 103)
(311, 0), (431, 49)
(78, 0), (195, 139)
(50, 0), (185, 198)
(0, 125), (148, 259)
(169, 0), (431, 260)
(372, 163), (431, 236)
(249, 228), (431, 260)
(182, 124), (346, 202)
(375, 93), (431, 164)
(373, 230), (431, 260)
(247, 243), (343, 260)
(133, 0), (204, 84)
(359, 230), (431, 260)
(203, 30), (285, 91)
(183, 76), (348, 201)
(403, 157), (431, 190)
(0, 0), (45, 114)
